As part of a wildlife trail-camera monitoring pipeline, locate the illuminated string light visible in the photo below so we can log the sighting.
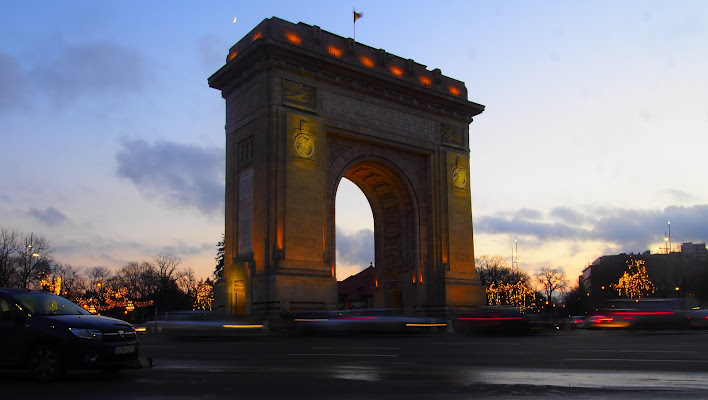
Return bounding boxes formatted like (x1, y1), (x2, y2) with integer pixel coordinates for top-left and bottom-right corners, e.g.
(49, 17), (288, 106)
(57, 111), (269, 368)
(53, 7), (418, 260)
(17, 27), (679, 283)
(612, 258), (656, 299)
(194, 282), (215, 311)
(485, 280), (536, 311)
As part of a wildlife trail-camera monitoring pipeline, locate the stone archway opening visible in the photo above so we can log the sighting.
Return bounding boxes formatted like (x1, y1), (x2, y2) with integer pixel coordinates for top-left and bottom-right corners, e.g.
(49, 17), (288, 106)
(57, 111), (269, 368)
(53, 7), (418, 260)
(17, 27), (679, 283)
(332, 158), (420, 311)
(334, 177), (374, 282)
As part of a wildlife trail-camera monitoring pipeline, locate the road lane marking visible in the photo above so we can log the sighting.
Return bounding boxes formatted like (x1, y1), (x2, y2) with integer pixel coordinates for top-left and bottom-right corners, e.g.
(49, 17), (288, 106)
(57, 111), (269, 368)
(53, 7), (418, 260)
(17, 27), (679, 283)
(289, 353), (397, 357)
(470, 368), (708, 391)
(312, 347), (400, 350)
(565, 358), (708, 363)
(432, 342), (521, 346)
(569, 349), (695, 354)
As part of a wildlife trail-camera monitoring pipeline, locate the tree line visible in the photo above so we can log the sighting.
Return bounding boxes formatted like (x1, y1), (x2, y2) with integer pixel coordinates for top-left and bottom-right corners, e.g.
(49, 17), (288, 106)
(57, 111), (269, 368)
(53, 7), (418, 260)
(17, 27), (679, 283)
(475, 255), (569, 313)
(0, 228), (214, 322)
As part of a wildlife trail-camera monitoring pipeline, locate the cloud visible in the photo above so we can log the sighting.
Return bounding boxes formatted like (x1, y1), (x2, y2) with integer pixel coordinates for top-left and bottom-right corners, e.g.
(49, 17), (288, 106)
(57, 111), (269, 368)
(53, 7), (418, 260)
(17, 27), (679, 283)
(476, 204), (708, 254)
(336, 227), (374, 268)
(516, 208), (543, 220)
(28, 207), (70, 227)
(115, 138), (224, 214)
(660, 189), (696, 203)
(32, 41), (145, 104)
(159, 241), (214, 257)
(476, 211), (584, 240)
(549, 207), (587, 225)
(0, 50), (30, 112)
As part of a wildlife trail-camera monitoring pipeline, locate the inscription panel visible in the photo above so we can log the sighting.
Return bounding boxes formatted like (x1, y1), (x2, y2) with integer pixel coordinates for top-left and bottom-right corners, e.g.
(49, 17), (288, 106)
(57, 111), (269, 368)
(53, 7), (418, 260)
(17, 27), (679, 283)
(227, 82), (261, 127)
(322, 91), (435, 142)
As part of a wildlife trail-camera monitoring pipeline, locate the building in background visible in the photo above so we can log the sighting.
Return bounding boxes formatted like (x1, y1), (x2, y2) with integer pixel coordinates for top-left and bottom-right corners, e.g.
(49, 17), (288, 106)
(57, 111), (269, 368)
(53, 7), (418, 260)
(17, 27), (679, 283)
(580, 243), (708, 312)
(338, 265), (376, 310)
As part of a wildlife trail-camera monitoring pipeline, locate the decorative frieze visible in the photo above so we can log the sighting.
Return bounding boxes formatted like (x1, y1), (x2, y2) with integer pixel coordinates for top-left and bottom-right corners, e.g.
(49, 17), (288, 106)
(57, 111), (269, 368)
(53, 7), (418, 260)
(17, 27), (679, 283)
(322, 91), (435, 142)
(282, 79), (316, 111)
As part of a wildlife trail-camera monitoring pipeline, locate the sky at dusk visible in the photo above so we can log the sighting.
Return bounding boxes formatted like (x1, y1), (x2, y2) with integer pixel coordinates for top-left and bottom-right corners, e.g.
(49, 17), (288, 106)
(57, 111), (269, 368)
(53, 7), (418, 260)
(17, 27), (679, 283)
(2, 1), (707, 286)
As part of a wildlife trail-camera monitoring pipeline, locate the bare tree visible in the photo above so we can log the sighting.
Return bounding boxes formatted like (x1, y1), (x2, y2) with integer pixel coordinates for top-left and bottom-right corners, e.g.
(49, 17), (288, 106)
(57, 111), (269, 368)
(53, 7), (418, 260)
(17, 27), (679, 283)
(476, 255), (530, 286)
(177, 267), (197, 297)
(16, 232), (53, 289)
(50, 263), (83, 299)
(0, 228), (19, 287)
(116, 262), (156, 301)
(153, 254), (183, 292)
(85, 266), (112, 292)
(534, 266), (569, 305)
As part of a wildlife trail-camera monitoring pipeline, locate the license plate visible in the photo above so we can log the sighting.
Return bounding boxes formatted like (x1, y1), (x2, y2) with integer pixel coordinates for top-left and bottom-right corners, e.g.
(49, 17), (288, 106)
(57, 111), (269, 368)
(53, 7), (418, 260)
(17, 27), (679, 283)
(114, 345), (135, 355)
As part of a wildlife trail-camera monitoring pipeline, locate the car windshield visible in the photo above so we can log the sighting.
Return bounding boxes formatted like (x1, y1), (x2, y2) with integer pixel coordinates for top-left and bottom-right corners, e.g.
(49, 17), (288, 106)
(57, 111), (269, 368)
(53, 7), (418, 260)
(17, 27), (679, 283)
(14, 292), (90, 316)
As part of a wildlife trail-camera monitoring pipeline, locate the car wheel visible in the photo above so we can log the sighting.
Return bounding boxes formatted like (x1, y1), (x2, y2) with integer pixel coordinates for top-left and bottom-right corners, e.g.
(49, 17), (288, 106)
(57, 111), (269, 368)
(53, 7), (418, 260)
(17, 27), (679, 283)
(29, 343), (64, 381)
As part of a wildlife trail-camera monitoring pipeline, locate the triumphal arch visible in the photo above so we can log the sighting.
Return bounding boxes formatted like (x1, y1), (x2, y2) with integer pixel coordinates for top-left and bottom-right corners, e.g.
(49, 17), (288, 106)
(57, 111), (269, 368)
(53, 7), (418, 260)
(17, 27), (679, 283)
(209, 17), (485, 317)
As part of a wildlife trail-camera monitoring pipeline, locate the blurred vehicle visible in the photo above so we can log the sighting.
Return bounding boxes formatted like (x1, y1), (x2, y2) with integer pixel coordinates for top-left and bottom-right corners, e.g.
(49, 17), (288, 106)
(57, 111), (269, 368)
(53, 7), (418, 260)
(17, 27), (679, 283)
(0, 288), (140, 380)
(688, 309), (708, 328)
(568, 316), (588, 329)
(586, 299), (691, 330)
(138, 310), (267, 337)
(584, 312), (634, 329)
(289, 309), (446, 335)
(454, 306), (536, 335)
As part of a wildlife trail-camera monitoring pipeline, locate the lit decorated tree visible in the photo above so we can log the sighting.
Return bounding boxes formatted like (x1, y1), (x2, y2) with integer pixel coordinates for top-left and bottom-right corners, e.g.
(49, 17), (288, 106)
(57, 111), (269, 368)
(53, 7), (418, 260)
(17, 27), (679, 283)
(194, 280), (214, 311)
(486, 280), (536, 309)
(476, 255), (535, 310)
(613, 258), (655, 299)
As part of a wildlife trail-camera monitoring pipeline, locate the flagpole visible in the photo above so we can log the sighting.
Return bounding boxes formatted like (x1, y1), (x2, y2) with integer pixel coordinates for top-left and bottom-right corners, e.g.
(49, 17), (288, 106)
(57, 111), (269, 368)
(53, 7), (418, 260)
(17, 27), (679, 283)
(353, 8), (362, 41)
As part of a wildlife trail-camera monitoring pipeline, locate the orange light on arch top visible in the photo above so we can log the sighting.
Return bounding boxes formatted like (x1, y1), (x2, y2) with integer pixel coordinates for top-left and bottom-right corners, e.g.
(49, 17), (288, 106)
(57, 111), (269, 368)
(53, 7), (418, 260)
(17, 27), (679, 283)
(327, 45), (343, 58)
(285, 31), (302, 45)
(359, 56), (375, 68)
(389, 65), (403, 77)
(252, 32), (262, 41)
(228, 51), (237, 61)
(419, 75), (432, 86)
(448, 86), (461, 96)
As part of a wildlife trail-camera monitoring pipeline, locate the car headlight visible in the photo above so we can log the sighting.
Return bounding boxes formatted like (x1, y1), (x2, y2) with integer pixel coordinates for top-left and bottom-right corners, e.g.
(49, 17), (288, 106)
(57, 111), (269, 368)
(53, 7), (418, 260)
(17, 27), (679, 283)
(69, 328), (103, 340)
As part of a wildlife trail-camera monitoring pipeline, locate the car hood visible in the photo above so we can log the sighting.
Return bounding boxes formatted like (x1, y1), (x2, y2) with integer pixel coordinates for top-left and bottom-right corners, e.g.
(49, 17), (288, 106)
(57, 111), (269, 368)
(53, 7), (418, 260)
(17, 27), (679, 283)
(44, 314), (134, 330)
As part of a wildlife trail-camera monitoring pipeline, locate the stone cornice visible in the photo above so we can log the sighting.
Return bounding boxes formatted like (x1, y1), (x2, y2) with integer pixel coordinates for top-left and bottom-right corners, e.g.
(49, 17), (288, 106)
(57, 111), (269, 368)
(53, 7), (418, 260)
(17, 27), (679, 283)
(208, 17), (485, 122)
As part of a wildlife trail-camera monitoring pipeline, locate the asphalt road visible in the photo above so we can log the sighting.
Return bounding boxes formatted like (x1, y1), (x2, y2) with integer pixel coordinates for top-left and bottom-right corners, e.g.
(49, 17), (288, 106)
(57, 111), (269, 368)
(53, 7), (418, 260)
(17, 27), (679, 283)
(3, 329), (708, 399)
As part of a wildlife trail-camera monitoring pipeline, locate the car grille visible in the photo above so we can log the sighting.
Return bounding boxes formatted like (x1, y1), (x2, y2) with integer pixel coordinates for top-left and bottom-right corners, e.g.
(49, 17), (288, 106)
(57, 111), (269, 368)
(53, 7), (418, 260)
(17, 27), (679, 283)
(102, 328), (137, 342)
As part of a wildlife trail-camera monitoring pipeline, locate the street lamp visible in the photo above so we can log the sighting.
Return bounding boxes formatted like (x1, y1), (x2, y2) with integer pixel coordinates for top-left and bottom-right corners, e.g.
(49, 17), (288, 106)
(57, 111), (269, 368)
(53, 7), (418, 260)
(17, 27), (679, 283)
(25, 233), (41, 289)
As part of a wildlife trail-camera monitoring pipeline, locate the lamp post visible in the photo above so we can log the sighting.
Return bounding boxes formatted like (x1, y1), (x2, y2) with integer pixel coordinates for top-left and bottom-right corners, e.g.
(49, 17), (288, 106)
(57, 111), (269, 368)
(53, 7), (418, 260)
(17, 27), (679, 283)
(25, 233), (41, 289)
(511, 240), (519, 274)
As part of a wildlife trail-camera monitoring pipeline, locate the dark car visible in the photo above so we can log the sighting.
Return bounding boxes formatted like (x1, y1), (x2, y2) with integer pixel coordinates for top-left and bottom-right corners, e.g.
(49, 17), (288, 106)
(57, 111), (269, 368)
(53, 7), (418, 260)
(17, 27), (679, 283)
(0, 288), (140, 380)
